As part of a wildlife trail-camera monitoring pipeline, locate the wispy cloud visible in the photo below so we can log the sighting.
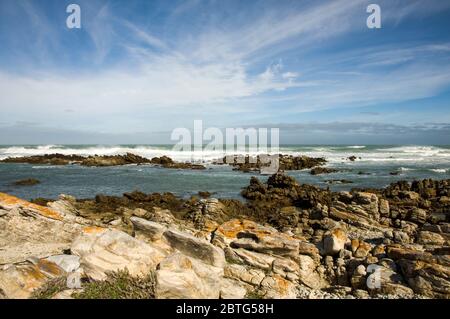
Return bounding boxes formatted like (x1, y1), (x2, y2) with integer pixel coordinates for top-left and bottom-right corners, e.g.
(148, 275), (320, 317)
(0, 0), (449, 143)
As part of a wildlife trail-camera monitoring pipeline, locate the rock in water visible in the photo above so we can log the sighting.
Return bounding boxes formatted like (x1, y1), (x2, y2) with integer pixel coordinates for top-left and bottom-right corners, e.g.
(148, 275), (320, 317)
(13, 178), (41, 186)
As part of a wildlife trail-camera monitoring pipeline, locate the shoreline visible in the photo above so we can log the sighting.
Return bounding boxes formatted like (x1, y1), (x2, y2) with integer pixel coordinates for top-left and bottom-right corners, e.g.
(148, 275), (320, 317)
(0, 173), (449, 299)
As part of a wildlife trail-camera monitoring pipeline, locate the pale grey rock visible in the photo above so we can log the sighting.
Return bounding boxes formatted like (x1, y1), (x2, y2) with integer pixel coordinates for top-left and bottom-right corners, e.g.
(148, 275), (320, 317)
(220, 278), (248, 299)
(0, 259), (64, 298)
(155, 252), (223, 299)
(0, 193), (87, 265)
(323, 229), (347, 256)
(260, 275), (297, 299)
(231, 248), (274, 270)
(46, 255), (80, 273)
(130, 216), (167, 241)
(163, 229), (225, 268)
(224, 264), (265, 286)
(72, 228), (166, 281)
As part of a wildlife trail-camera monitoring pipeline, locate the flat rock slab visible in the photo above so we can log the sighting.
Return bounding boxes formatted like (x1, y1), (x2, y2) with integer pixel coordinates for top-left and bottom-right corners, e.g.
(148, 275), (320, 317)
(155, 252), (223, 299)
(214, 219), (300, 257)
(71, 227), (166, 281)
(163, 229), (225, 268)
(0, 259), (64, 299)
(0, 193), (85, 265)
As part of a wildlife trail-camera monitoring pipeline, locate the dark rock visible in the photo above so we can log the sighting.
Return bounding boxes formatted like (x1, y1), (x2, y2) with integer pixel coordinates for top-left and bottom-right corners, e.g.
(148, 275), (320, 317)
(310, 167), (339, 175)
(198, 191), (212, 198)
(13, 178), (41, 186)
(325, 179), (353, 184)
(217, 154), (326, 174)
(1, 154), (85, 165)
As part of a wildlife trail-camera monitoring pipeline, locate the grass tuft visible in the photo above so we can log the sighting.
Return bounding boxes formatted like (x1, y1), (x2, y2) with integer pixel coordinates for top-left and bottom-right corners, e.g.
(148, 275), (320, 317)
(72, 269), (156, 299)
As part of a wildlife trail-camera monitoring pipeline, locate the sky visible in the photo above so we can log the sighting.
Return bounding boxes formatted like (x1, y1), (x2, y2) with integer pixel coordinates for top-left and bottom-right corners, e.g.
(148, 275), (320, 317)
(0, 0), (450, 144)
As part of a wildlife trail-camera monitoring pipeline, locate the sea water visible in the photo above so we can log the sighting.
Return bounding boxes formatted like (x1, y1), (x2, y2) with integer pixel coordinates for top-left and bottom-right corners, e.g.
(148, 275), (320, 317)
(0, 144), (449, 200)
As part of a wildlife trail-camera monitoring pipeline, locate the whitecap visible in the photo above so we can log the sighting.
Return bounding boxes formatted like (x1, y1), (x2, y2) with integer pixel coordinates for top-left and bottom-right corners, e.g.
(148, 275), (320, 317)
(430, 168), (447, 173)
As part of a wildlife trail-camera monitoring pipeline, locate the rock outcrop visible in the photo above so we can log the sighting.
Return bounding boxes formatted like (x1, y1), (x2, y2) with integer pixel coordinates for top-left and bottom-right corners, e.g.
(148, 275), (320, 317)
(0, 153), (205, 169)
(215, 154), (326, 173)
(0, 174), (449, 299)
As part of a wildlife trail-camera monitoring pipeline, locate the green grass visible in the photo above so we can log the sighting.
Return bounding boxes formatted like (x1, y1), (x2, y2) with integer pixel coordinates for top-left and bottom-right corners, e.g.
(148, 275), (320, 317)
(72, 270), (156, 299)
(31, 277), (67, 299)
(245, 289), (265, 299)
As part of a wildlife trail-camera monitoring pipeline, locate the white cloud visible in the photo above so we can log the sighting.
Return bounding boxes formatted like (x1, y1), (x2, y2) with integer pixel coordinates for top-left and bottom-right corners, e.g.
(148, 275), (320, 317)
(1, 0), (450, 132)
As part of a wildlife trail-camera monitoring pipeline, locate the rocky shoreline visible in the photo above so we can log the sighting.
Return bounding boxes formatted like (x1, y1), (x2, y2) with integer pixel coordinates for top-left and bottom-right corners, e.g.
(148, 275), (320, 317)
(1, 153), (206, 170)
(0, 173), (449, 299)
(214, 154), (327, 173)
(1, 153), (330, 174)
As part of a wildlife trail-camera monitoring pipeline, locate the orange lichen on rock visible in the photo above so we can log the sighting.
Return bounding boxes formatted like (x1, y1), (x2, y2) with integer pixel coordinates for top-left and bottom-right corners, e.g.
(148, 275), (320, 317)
(0, 192), (63, 221)
(82, 226), (107, 234)
(36, 259), (65, 277)
(216, 219), (245, 238)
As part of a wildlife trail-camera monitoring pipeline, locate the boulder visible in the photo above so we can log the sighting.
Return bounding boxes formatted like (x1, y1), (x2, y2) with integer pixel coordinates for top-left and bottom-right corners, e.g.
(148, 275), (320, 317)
(45, 255), (80, 273)
(71, 227), (165, 281)
(163, 229), (225, 268)
(416, 231), (445, 246)
(294, 255), (326, 289)
(214, 219), (299, 257)
(155, 253), (223, 299)
(220, 278), (248, 299)
(224, 264), (266, 286)
(260, 274), (297, 299)
(323, 229), (347, 256)
(366, 265), (414, 297)
(0, 259), (64, 298)
(230, 248), (274, 271)
(0, 193), (86, 264)
(130, 217), (167, 241)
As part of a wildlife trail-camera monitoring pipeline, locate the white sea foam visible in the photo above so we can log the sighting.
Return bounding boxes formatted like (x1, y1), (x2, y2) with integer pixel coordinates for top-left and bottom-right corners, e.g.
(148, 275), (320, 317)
(1, 145), (450, 167)
(430, 168), (447, 173)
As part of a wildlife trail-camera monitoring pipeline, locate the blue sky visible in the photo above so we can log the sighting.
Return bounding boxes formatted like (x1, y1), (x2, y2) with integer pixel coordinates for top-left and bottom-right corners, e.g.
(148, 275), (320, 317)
(0, 0), (450, 144)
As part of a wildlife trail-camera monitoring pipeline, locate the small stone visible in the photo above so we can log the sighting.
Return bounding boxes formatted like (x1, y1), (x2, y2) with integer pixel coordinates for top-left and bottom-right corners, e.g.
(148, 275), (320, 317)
(354, 241), (372, 258)
(323, 229), (347, 256)
(416, 231), (445, 246)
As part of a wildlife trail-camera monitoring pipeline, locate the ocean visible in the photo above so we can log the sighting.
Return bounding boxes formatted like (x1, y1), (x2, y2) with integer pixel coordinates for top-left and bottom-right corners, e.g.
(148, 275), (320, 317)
(0, 144), (449, 201)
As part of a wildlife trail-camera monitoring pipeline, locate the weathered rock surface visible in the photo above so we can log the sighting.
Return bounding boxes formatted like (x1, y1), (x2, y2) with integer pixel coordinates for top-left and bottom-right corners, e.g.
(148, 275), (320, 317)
(216, 154), (326, 173)
(0, 174), (449, 299)
(323, 229), (348, 256)
(155, 252), (223, 299)
(0, 258), (64, 298)
(163, 229), (225, 268)
(0, 153), (205, 169)
(71, 227), (166, 281)
(0, 193), (88, 265)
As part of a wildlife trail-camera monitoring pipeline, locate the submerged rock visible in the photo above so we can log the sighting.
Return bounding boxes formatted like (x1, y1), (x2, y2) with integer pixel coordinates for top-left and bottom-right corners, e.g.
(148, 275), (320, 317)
(310, 167), (339, 175)
(13, 178), (41, 186)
